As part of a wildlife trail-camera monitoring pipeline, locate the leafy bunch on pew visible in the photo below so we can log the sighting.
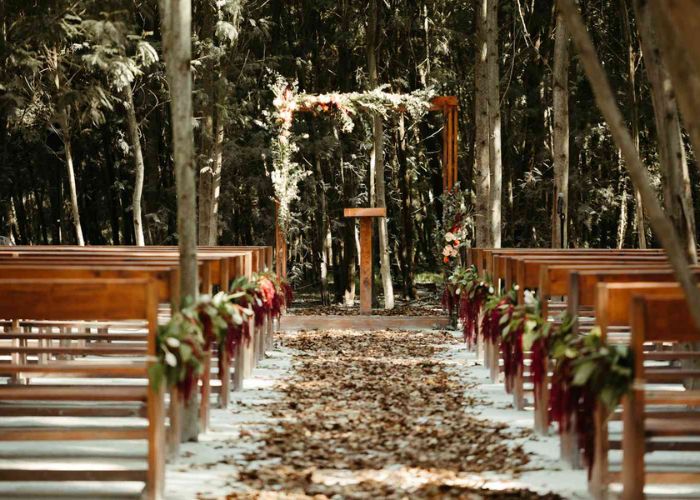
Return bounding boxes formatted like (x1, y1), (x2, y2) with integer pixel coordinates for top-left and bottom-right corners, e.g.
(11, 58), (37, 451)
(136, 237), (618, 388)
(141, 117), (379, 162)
(442, 265), (493, 344)
(150, 273), (293, 396)
(549, 325), (633, 473)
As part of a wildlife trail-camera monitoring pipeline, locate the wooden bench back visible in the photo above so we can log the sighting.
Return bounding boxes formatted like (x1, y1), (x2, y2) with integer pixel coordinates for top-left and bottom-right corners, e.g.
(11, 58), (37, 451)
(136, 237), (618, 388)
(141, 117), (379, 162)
(475, 248), (664, 278)
(595, 282), (687, 338)
(631, 293), (699, 347)
(0, 278), (158, 353)
(493, 251), (664, 285)
(0, 265), (176, 305)
(566, 268), (700, 316)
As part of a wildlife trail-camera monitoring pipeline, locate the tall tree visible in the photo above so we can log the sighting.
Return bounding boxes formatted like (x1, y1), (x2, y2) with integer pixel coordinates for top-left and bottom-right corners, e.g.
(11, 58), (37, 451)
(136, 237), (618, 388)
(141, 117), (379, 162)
(367, 0), (394, 309)
(551, 11), (569, 249)
(474, 0), (491, 247)
(487, 0), (502, 248)
(634, 0), (697, 263)
(159, 0), (199, 441)
(620, 0), (646, 249)
(124, 84), (146, 246)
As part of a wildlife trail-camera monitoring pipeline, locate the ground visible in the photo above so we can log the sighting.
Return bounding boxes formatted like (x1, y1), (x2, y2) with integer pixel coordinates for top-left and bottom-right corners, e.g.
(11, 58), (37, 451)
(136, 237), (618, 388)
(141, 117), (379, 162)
(166, 327), (589, 499)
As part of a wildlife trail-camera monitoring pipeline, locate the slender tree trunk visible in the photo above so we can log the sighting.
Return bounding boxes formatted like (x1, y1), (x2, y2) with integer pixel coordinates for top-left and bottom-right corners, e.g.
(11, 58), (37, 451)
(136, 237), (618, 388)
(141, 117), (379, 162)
(487, 0), (502, 248)
(551, 12), (569, 249)
(58, 110), (85, 246)
(475, 0), (491, 247)
(557, 0), (700, 328)
(647, 0), (700, 178)
(314, 152), (330, 305)
(621, 0), (647, 249)
(337, 0), (356, 305)
(160, 0), (199, 441)
(616, 150), (629, 248)
(124, 84), (146, 246)
(367, 0), (394, 309)
(397, 115), (416, 299)
(208, 79), (225, 245)
(634, 0), (697, 263)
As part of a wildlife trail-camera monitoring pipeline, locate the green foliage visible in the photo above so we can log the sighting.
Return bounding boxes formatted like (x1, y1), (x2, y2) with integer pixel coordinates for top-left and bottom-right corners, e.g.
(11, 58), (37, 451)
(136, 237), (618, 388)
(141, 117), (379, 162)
(550, 326), (634, 411)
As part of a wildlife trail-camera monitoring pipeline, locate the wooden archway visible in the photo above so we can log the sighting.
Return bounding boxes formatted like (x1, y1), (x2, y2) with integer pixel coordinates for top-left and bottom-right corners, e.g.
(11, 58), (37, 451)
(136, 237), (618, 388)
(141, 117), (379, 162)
(275, 95), (459, 278)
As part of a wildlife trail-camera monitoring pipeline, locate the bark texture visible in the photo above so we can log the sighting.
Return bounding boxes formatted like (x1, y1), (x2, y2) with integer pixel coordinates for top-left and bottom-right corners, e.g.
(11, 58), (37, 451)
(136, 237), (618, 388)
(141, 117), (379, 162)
(551, 12), (569, 249)
(159, 0), (199, 441)
(474, 0), (491, 248)
(124, 84), (146, 246)
(486, 0), (501, 248)
(367, 0), (394, 309)
(635, 0), (697, 263)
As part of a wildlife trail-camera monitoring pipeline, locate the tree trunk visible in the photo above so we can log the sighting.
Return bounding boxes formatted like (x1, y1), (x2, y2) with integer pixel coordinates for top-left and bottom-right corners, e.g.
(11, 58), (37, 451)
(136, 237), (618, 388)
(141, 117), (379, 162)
(475, 0), (491, 247)
(557, 0), (700, 328)
(314, 153), (330, 305)
(160, 0), (199, 441)
(616, 150), (628, 248)
(621, 0), (647, 249)
(397, 115), (416, 299)
(58, 110), (85, 246)
(487, 0), (502, 248)
(634, 0), (697, 263)
(551, 12), (569, 249)
(367, 0), (394, 309)
(208, 80), (225, 246)
(124, 84), (146, 246)
(647, 0), (700, 179)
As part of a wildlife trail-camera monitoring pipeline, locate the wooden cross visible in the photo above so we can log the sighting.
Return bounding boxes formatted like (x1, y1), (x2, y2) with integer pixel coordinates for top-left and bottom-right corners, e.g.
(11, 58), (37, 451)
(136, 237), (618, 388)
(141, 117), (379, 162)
(343, 207), (387, 314)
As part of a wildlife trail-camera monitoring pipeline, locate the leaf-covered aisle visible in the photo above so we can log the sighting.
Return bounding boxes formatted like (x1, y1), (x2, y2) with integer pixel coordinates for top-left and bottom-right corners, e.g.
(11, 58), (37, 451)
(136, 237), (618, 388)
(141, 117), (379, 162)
(209, 329), (567, 499)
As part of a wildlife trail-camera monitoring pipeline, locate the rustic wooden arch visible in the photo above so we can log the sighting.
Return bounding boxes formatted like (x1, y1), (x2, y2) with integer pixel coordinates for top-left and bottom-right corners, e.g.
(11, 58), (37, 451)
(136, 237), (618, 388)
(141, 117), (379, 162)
(275, 95), (459, 278)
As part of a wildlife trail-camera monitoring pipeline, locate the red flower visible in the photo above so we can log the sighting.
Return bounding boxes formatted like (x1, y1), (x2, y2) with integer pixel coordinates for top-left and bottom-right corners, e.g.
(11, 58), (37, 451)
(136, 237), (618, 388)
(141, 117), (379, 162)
(443, 256), (450, 264)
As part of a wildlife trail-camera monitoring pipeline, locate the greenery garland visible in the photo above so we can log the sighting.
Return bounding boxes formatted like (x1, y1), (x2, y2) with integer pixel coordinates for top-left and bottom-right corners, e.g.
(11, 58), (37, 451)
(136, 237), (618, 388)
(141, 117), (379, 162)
(442, 265), (494, 345)
(150, 275), (293, 397)
(268, 73), (435, 233)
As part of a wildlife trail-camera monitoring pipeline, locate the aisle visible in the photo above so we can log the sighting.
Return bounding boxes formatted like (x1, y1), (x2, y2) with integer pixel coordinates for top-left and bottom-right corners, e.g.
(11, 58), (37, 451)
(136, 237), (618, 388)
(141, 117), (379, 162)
(168, 329), (587, 499)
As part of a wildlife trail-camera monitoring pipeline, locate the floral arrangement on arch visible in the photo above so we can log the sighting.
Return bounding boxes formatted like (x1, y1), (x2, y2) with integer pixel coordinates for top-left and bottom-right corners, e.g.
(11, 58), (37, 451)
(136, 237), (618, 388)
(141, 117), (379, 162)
(438, 183), (473, 268)
(268, 72), (435, 233)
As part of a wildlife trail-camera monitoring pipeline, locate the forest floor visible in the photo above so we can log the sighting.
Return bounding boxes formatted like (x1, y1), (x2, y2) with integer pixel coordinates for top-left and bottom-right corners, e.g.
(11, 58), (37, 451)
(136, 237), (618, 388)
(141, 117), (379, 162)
(288, 283), (444, 316)
(166, 328), (589, 499)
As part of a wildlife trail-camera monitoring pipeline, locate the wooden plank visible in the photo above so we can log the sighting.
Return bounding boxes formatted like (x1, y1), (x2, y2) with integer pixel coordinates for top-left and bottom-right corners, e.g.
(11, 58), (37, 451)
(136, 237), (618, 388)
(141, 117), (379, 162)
(0, 468), (148, 482)
(359, 218), (373, 314)
(0, 427), (148, 441)
(0, 386), (147, 401)
(343, 207), (386, 218)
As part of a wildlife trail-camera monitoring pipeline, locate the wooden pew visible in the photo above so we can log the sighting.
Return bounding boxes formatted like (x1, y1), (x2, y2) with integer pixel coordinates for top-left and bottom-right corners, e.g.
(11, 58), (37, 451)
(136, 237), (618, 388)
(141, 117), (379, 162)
(0, 279), (165, 499)
(589, 282), (700, 497)
(497, 256), (667, 413)
(622, 293), (700, 499)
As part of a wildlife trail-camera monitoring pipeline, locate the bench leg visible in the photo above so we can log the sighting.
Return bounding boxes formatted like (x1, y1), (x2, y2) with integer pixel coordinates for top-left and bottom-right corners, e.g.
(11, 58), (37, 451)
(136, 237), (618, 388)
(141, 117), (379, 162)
(622, 392), (645, 500)
(147, 384), (166, 500)
(221, 348), (232, 405)
(167, 389), (182, 460)
(245, 319), (255, 378)
(534, 361), (550, 435)
(560, 413), (582, 469)
(199, 351), (211, 431)
(513, 365), (525, 410)
(589, 403), (610, 499)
